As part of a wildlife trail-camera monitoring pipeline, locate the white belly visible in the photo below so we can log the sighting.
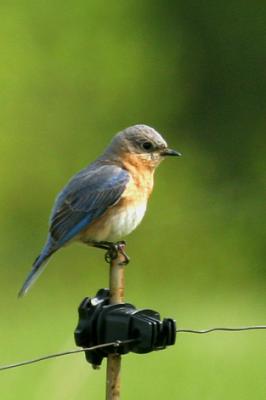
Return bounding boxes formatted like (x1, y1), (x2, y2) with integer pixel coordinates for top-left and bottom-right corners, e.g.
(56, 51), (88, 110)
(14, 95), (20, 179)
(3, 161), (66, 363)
(80, 201), (147, 243)
(106, 202), (147, 241)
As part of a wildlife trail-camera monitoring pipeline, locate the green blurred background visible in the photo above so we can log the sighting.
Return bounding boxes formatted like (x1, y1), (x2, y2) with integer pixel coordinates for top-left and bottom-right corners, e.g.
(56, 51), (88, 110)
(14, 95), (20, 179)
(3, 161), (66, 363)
(0, 1), (265, 399)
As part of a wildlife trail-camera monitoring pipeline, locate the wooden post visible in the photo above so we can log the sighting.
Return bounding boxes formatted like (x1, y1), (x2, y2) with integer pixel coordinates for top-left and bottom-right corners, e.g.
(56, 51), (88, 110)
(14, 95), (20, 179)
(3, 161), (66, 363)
(106, 245), (126, 400)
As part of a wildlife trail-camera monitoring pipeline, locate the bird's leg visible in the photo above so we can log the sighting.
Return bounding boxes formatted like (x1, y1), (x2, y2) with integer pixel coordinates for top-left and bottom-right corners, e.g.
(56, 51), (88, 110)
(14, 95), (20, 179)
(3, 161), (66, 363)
(115, 240), (130, 265)
(103, 240), (130, 265)
(90, 240), (130, 265)
(89, 240), (111, 251)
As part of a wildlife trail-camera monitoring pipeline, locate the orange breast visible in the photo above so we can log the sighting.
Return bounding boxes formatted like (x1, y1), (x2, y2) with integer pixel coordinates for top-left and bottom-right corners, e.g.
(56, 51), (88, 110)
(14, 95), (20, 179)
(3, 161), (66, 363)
(121, 152), (155, 202)
(79, 156), (155, 243)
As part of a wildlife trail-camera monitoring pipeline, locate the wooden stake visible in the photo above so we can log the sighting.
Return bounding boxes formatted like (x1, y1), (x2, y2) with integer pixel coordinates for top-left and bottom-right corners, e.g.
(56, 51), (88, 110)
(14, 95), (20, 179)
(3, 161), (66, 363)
(106, 245), (126, 400)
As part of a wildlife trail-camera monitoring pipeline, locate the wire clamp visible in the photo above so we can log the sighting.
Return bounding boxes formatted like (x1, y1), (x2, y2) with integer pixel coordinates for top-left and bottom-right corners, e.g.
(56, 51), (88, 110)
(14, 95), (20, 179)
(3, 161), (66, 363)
(74, 288), (176, 367)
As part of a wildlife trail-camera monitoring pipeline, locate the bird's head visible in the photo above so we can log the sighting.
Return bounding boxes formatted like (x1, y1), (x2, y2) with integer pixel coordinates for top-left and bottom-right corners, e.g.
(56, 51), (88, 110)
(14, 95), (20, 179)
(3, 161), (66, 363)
(104, 124), (181, 169)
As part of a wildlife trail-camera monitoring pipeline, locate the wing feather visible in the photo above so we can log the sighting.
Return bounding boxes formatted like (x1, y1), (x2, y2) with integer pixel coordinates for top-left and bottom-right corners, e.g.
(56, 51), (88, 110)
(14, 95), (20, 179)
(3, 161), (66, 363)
(49, 162), (129, 245)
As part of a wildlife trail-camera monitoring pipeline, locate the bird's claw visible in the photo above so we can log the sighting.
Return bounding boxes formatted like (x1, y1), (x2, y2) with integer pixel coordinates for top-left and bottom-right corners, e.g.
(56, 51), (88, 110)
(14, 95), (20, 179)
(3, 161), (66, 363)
(104, 245), (118, 263)
(104, 241), (130, 265)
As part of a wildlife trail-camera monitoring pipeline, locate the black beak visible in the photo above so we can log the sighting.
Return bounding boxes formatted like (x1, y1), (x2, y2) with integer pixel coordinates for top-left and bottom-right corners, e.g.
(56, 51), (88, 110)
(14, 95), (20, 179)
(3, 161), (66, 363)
(161, 148), (182, 157)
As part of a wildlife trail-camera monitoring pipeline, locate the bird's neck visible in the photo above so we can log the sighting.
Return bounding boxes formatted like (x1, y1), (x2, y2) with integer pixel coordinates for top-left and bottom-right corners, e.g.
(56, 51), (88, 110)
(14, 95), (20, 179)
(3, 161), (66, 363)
(120, 153), (155, 197)
(99, 152), (156, 197)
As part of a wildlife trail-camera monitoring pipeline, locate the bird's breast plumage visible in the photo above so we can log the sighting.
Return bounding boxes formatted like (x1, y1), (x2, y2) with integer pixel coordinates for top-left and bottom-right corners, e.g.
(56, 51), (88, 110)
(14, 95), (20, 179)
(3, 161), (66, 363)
(90, 199), (147, 242)
(80, 162), (154, 242)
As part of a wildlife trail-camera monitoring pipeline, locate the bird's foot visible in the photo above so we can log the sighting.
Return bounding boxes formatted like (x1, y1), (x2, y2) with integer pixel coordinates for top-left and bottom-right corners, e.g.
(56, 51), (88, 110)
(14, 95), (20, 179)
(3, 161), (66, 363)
(90, 240), (130, 265)
(100, 241), (130, 265)
(116, 241), (130, 265)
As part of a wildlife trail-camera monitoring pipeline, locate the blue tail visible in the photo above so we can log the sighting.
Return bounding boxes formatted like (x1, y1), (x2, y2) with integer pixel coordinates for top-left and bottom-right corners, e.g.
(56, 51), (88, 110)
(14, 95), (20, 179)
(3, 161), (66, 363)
(18, 237), (57, 297)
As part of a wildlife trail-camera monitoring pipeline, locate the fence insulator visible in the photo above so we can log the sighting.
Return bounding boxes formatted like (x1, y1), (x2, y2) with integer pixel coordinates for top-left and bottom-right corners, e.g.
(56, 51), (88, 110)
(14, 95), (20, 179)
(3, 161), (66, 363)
(74, 288), (176, 367)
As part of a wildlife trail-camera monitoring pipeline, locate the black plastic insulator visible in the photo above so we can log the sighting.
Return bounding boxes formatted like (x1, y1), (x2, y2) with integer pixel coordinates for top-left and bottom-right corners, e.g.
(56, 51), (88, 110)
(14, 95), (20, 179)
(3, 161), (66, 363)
(74, 289), (176, 366)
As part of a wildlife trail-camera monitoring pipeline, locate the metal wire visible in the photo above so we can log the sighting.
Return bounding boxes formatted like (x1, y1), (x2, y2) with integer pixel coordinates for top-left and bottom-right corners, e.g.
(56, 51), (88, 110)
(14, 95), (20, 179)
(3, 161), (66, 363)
(176, 325), (266, 334)
(0, 339), (135, 372)
(1, 325), (265, 372)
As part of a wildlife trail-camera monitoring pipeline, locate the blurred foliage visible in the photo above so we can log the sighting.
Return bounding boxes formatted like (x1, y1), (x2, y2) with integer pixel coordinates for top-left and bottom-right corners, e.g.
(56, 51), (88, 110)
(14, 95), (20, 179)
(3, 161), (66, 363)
(0, 1), (265, 399)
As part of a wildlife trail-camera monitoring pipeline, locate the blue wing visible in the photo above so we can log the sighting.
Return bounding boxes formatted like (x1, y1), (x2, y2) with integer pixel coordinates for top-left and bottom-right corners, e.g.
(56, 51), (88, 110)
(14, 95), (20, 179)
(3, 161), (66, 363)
(49, 161), (130, 246)
(18, 161), (129, 297)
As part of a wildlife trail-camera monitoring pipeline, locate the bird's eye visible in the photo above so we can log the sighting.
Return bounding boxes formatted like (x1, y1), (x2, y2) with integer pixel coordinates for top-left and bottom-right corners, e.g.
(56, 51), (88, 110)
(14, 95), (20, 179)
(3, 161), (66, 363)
(141, 141), (153, 151)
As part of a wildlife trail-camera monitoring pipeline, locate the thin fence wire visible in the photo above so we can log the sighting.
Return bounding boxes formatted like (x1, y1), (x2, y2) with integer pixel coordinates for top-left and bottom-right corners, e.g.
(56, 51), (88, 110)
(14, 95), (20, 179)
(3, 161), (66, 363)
(176, 325), (266, 334)
(0, 339), (135, 372)
(1, 325), (266, 372)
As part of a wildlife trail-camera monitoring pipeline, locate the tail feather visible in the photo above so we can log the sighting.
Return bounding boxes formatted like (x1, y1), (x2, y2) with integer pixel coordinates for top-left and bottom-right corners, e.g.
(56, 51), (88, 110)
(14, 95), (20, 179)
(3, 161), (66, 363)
(18, 238), (57, 297)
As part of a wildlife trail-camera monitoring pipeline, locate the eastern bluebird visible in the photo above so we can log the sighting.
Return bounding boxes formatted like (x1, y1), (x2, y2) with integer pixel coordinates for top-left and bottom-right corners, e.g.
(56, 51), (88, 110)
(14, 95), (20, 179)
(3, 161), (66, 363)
(18, 124), (181, 297)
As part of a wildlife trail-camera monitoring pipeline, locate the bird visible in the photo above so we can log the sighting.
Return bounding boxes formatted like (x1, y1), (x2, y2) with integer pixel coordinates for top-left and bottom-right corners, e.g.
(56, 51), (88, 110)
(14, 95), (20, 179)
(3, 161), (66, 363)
(18, 124), (181, 297)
